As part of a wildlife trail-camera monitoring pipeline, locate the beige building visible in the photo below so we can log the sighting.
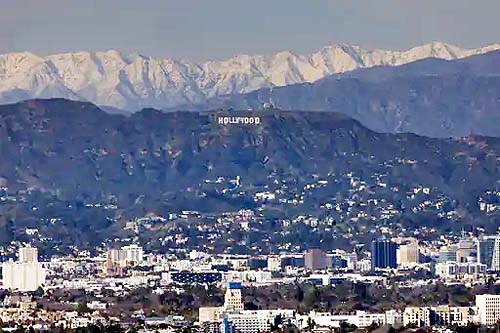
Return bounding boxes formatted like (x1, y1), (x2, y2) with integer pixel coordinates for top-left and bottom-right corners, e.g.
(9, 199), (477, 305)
(19, 246), (38, 263)
(267, 256), (282, 272)
(199, 307), (223, 323)
(199, 282), (245, 323)
(397, 239), (419, 266)
(224, 282), (244, 311)
(404, 307), (431, 327)
(404, 306), (476, 327)
(432, 306), (475, 327)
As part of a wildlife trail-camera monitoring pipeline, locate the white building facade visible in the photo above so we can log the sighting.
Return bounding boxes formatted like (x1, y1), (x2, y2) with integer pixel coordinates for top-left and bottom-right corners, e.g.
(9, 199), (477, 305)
(2, 261), (46, 291)
(476, 294), (500, 326)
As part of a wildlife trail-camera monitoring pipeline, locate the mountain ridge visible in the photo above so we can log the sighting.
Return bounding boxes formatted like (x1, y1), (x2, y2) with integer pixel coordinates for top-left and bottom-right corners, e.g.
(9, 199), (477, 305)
(193, 50), (500, 138)
(1, 98), (500, 249)
(1, 42), (500, 111)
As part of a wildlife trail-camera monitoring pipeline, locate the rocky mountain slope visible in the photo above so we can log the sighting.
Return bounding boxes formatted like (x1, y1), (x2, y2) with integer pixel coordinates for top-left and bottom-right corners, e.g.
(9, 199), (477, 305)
(1, 42), (499, 111)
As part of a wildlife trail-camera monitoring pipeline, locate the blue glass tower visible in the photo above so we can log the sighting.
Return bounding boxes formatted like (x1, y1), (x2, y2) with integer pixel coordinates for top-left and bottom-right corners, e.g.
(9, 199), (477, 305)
(371, 238), (397, 270)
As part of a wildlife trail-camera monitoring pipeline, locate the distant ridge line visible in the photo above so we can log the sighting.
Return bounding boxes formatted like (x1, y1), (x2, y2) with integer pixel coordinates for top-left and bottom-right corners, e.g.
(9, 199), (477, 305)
(1, 41), (499, 111)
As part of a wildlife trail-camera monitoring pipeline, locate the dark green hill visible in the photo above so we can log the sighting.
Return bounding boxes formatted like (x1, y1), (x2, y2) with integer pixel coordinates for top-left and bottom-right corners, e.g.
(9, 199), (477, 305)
(0, 99), (499, 251)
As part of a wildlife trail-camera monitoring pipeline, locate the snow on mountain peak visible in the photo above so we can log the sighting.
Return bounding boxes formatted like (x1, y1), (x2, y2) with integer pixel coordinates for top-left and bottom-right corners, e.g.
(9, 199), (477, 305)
(0, 42), (499, 111)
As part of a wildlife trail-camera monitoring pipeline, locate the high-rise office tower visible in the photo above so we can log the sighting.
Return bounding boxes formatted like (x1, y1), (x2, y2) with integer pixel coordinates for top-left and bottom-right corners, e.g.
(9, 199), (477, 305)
(491, 234), (500, 272)
(371, 239), (397, 270)
(304, 249), (330, 270)
(19, 246), (38, 263)
(397, 239), (420, 266)
(478, 235), (497, 270)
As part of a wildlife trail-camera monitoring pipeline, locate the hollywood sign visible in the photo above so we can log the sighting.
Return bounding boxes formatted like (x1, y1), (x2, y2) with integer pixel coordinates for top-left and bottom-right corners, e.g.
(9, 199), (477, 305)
(217, 116), (261, 125)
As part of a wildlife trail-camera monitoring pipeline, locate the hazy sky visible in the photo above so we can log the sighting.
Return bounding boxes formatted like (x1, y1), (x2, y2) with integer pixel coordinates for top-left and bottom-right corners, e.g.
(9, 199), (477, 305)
(1, 0), (499, 62)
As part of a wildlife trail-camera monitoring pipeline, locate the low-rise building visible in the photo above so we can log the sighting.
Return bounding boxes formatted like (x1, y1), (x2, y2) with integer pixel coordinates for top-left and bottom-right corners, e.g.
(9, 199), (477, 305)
(435, 262), (486, 281)
(404, 306), (476, 327)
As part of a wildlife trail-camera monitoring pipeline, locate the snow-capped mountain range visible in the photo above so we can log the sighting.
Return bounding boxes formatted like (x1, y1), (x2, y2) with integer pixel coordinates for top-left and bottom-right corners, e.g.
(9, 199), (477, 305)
(1, 42), (499, 111)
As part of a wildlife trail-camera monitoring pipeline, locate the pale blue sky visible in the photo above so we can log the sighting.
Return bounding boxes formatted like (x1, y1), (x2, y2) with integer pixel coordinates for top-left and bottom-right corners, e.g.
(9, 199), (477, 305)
(1, 0), (499, 61)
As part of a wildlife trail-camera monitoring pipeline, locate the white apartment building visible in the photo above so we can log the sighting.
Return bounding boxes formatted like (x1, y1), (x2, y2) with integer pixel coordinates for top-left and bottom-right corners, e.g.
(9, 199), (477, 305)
(106, 245), (144, 268)
(385, 309), (403, 325)
(2, 261), (46, 291)
(2, 247), (46, 292)
(121, 245), (144, 264)
(476, 294), (500, 326)
(223, 270), (272, 283)
(223, 312), (270, 333)
(355, 311), (387, 327)
(224, 309), (296, 333)
(296, 310), (396, 329)
(492, 236), (500, 272)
